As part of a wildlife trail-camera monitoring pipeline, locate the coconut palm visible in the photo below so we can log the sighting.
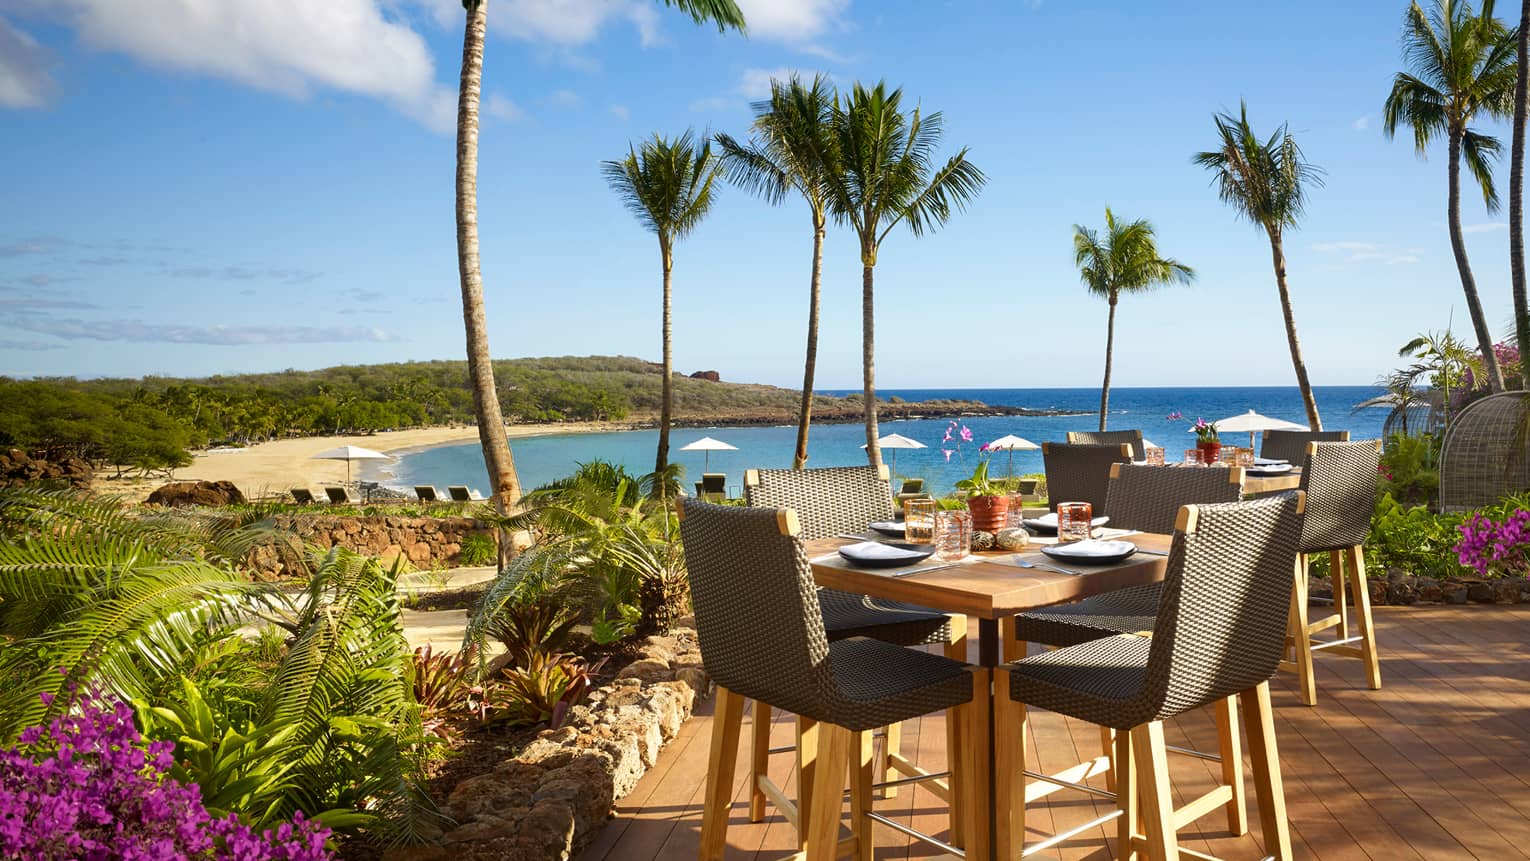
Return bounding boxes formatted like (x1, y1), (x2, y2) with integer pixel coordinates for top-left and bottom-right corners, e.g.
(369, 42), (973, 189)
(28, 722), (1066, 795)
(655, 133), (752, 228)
(452, 0), (745, 513)
(820, 81), (987, 467)
(1194, 102), (1326, 429)
(1513, 0), (1530, 387)
(1384, 0), (1517, 393)
(601, 131), (723, 487)
(1073, 209), (1195, 431)
(715, 74), (839, 469)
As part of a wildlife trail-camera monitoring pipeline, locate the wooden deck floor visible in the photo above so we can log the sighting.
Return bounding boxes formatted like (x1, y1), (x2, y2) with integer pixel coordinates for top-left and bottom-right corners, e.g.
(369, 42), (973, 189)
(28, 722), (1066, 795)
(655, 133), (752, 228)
(581, 604), (1530, 861)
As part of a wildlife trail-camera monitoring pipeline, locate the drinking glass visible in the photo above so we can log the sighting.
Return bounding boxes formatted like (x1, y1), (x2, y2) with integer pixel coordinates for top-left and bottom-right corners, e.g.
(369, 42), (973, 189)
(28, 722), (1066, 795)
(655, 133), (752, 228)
(1005, 492), (1028, 528)
(1184, 448), (1203, 466)
(1144, 447), (1165, 466)
(1057, 501), (1093, 542)
(933, 509), (972, 561)
(1236, 447), (1255, 468)
(903, 498), (937, 544)
(1218, 446), (1239, 465)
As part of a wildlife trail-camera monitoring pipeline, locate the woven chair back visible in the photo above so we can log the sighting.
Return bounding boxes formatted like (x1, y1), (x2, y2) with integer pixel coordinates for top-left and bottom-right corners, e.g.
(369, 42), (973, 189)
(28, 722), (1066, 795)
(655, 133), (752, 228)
(678, 500), (832, 717)
(1298, 440), (1381, 552)
(1104, 464), (1245, 535)
(1142, 492), (1304, 721)
(744, 466), (895, 540)
(1067, 429), (1145, 453)
(1042, 443), (1135, 514)
(1260, 429), (1350, 464)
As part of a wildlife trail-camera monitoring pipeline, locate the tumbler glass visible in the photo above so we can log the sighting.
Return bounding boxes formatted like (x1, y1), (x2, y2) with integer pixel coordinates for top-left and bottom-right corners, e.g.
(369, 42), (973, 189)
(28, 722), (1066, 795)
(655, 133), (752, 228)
(903, 497), (937, 544)
(1005, 492), (1028, 528)
(1184, 448), (1203, 466)
(1057, 501), (1093, 542)
(933, 509), (972, 561)
(1144, 447), (1165, 466)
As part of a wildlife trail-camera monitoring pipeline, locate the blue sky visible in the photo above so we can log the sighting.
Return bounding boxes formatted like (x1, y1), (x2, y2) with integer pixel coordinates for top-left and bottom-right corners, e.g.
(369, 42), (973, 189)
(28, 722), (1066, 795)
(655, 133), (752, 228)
(0, 0), (1519, 388)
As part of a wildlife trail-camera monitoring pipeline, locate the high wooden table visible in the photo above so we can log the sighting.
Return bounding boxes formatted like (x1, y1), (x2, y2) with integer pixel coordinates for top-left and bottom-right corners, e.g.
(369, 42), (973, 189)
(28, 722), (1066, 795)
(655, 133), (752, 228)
(806, 533), (1173, 861)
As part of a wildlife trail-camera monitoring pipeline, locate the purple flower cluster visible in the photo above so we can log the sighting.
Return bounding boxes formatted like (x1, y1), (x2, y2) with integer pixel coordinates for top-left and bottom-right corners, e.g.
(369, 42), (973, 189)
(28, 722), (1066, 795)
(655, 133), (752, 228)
(0, 692), (332, 860)
(1455, 508), (1530, 579)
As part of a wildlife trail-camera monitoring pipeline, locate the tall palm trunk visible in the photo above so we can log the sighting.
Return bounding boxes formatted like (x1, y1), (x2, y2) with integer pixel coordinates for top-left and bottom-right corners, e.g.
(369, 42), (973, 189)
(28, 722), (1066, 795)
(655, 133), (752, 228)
(1098, 294), (1118, 432)
(656, 242), (674, 489)
(1266, 229), (1323, 429)
(1514, 0), (1530, 389)
(455, 0), (521, 509)
(861, 252), (882, 469)
(1447, 127), (1508, 392)
(793, 219), (825, 469)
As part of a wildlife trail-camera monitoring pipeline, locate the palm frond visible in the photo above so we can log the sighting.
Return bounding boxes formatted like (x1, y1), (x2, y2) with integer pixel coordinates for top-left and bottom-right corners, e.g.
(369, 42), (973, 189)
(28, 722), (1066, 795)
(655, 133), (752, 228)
(657, 0), (747, 32)
(1461, 127), (1504, 209)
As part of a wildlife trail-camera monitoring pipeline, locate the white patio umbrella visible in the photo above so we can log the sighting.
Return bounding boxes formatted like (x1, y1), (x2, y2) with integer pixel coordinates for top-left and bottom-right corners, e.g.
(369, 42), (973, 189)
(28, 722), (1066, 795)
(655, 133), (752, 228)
(860, 432), (926, 478)
(1205, 409), (1309, 448)
(679, 436), (737, 472)
(309, 445), (392, 486)
(986, 434), (1039, 477)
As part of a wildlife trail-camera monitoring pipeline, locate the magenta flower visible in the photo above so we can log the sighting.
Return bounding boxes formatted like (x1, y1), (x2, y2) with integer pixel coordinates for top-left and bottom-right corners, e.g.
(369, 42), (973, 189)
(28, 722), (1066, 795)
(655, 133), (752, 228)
(1166, 411), (1183, 421)
(979, 443), (991, 452)
(943, 449), (954, 462)
(960, 426), (973, 443)
(942, 429), (952, 443)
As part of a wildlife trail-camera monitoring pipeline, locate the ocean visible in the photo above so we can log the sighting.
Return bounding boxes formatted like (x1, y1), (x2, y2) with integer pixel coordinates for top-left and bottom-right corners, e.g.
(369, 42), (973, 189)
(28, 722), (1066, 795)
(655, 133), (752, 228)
(379, 386), (1388, 497)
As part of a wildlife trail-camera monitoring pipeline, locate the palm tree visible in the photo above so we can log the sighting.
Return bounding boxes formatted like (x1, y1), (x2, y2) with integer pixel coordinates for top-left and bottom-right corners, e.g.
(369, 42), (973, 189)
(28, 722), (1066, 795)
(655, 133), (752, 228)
(820, 82), (987, 467)
(715, 74), (839, 469)
(1073, 209), (1195, 431)
(1384, 0), (1517, 393)
(1194, 102), (1326, 429)
(1513, 0), (1530, 388)
(452, 0), (745, 513)
(602, 131), (723, 488)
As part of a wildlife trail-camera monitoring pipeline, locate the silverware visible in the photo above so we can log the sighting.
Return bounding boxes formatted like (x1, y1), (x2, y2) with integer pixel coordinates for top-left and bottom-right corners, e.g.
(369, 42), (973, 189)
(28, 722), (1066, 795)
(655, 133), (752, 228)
(1007, 557), (1079, 575)
(888, 560), (962, 578)
(1133, 548), (1169, 556)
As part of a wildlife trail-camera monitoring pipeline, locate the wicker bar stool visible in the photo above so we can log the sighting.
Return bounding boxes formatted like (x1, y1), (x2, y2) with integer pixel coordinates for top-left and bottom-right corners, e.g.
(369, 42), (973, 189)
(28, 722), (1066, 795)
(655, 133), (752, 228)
(678, 500), (979, 861)
(996, 493), (1305, 861)
(1041, 442), (1136, 513)
(1282, 440), (1383, 706)
(743, 466), (968, 833)
(1004, 464), (1247, 822)
(1259, 429), (1349, 464)
(1067, 429), (1146, 455)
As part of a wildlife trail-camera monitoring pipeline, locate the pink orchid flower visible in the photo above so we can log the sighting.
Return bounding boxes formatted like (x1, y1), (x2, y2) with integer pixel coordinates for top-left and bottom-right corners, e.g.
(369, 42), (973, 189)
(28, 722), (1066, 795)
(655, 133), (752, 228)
(943, 449), (954, 462)
(960, 426), (973, 443)
(980, 443), (991, 452)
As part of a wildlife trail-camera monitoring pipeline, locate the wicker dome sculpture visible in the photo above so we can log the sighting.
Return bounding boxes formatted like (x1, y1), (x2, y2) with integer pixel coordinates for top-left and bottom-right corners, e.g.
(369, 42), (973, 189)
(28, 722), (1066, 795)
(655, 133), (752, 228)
(1438, 391), (1530, 512)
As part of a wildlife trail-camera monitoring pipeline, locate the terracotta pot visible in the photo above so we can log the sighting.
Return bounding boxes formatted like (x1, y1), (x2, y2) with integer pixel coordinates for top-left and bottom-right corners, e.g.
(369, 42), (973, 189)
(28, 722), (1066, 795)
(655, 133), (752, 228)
(1197, 441), (1222, 464)
(966, 494), (1010, 533)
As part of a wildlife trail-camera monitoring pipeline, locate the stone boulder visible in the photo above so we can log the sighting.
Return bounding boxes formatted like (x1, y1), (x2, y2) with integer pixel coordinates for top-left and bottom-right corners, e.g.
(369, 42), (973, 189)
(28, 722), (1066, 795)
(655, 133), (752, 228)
(688, 369), (721, 382)
(0, 449), (92, 489)
(146, 480), (246, 507)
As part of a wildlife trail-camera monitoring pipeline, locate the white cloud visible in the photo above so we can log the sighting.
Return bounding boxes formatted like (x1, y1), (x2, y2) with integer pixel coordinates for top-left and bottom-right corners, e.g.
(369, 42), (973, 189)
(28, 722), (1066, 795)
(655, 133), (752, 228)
(486, 93), (523, 122)
(609, 104), (629, 121)
(0, 16), (54, 108)
(8, 314), (399, 345)
(688, 95), (731, 113)
(739, 66), (799, 99)
(549, 88), (581, 106)
(1312, 240), (1418, 265)
(1463, 222), (1509, 234)
(1352, 114), (1371, 131)
(732, 0), (847, 41)
(486, 0), (842, 45)
(25, 0), (457, 131)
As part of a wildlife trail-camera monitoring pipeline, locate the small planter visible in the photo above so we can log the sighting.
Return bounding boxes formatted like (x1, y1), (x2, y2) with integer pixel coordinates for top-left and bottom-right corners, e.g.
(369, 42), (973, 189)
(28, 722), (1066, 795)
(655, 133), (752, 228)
(967, 494), (1010, 533)
(1196, 441), (1222, 464)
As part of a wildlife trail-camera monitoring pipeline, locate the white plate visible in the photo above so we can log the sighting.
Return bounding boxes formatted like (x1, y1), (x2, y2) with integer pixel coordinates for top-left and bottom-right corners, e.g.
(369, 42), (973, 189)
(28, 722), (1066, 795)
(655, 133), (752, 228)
(1253, 457), (1289, 467)
(837, 541), (935, 568)
(867, 520), (907, 537)
(1247, 463), (1294, 475)
(1022, 513), (1111, 533)
(1040, 540), (1138, 565)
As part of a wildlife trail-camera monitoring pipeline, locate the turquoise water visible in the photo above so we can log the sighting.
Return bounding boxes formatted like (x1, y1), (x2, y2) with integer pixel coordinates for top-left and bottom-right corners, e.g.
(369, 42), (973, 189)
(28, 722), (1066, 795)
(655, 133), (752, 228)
(382, 386), (1388, 497)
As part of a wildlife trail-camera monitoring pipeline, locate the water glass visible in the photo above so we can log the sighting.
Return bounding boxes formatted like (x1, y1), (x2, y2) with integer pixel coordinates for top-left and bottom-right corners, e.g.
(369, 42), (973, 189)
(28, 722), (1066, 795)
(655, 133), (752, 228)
(1184, 448), (1203, 466)
(1057, 501), (1093, 542)
(933, 509), (972, 561)
(1144, 447), (1165, 466)
(904, 498), (937, 544)
(1005, 492), (1028, 528)
(1236, 447), (1255, 468)
(1218, 446), (1239, 465)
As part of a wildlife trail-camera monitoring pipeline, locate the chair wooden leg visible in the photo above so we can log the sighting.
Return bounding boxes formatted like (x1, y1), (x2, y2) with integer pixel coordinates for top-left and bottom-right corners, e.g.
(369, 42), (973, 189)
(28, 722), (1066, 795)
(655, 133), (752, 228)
(964, 668), (995, 861)
(1288, 555), (1318, 706)
(1213, 696), (1248, 835)
(701, 686), (746, 861)
(796, 716), (819, 852)
(1000, 615), (1023, 663)
(1330, 550), (1350, 639)
(1100, 725), (1118, 793)
(806, 723), (851, 861)
(1241, 681), (1293, 861)
(993, 670), (1024, 861)
(1129, 721), (1179, 861)
(749, 701), (771, 823)
(879, 722), (901, 798)
(1348, 545), (1383, 691)
(1115, 727), (1139, 861)
(851, 730), (875, 861)
(944, 617), (969, 847)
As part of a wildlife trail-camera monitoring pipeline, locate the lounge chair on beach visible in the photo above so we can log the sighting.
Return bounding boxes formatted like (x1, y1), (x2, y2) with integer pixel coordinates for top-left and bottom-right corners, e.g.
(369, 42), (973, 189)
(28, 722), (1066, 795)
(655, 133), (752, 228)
(693, 473), (727, 502)
(290, 488), (317, 504)
(447, 485), (485, 502)
(895, 477), (927, 507)
(414, 486), (444, 502)
(324, 486), (358, 504)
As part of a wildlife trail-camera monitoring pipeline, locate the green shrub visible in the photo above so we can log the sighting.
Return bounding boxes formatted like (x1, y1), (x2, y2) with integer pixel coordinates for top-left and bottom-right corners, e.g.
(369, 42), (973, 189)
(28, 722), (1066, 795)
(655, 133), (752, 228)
(458, 532), (497, 566)
(1365, 493), (1468, 580)
(1378, 432), (1440, 506)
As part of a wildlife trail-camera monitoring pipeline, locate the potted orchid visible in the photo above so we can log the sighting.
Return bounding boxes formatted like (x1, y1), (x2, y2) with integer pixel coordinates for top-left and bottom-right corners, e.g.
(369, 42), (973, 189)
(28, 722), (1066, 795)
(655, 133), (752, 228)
(944, 421), (1008, 531)
(1168, 411), (1220, 463)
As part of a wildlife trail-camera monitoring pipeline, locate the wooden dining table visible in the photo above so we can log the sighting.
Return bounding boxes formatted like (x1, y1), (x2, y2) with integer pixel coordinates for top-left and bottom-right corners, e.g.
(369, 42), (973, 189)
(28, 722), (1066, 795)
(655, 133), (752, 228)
(806, 532), (1174, 861)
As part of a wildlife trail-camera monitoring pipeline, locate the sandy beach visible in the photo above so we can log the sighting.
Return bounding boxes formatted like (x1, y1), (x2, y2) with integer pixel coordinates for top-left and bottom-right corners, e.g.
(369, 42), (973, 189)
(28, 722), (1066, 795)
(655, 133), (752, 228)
(93, 422), (630, 503)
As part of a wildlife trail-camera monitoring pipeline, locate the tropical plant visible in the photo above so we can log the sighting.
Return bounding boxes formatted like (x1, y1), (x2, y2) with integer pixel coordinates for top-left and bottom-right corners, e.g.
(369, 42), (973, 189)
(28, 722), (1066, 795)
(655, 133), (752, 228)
(409, 644), (480, 741)
(485, 654), (604, 730)
(487, 600), (577, 669)
(1384, 0), (1518, 392)
(1072, 209), (1195, 431)
(602, 131), (724, 489)
(450, 0), (746, 511)
(1367, 493), (1470, 578)
(1194, 102), (1326, 429)
(820, 81), (987, 467)
(1378, 431), (1443, 504)
(458, 531), (497, 566)
(1455, 492), (1530, 575)
(1400, 329), (1474, 423)
(716, 73), (840, 469)
(1513, 0), (1530, 388)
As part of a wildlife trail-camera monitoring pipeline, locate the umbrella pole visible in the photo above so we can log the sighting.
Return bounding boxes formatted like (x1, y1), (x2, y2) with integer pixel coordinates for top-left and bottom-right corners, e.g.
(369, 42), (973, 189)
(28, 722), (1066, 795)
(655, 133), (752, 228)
(890, 450), (897, 483)
(1007, 449), (1014, 480)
